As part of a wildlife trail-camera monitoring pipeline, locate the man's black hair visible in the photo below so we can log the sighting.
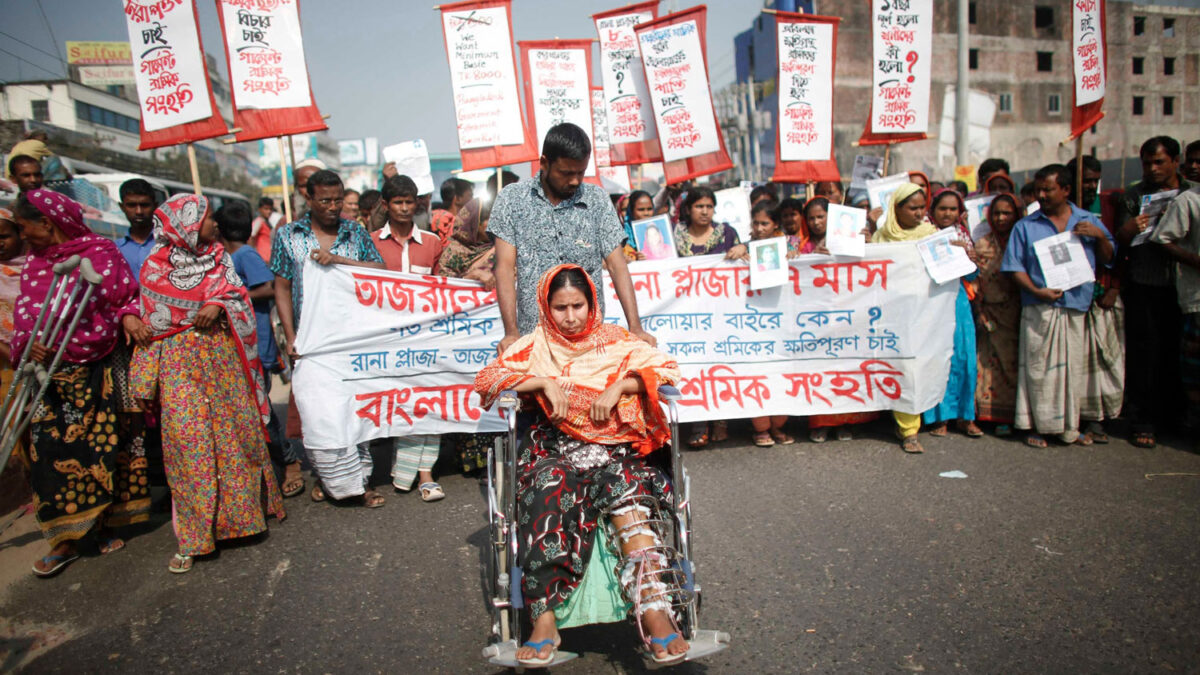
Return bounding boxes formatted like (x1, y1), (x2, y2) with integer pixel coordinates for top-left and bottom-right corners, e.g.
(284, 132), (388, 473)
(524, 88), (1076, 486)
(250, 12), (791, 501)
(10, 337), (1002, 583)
(978, 158), (1010, 179)
(440, 177), (473, 205)
(486, 170), (520, 197)
(1034, 163), (1072, 189)
(119, 178), (156, 203)
(1140, 135), (1181, 159)
(750, 184), (779, 204)
(1020, 181), (1036, 197)
(777, 196), (805, 215)
(360, 189), (382, 214)
(382, 175), (419, 202)
(1067, 155), (1103, 175)
(542, 122), (592, 164)
(305, 169), (342, 194)
(215, 201), (253, 243)
(13, 193), (42, 221)
(7, 154), (39, 176)
(258, 196), (274, 209)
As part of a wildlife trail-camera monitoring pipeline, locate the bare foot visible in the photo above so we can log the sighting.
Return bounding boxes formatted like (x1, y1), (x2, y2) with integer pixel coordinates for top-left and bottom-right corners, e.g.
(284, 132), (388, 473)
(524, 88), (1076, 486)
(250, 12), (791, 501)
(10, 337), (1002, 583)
(642, 608), (688, 661)
(516, 610), (560, 663)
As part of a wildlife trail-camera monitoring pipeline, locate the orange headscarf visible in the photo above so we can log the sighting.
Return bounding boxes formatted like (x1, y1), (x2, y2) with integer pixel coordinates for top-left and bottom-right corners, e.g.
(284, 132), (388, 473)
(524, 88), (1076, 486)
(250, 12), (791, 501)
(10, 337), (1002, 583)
(474, 264), (680, 454)
(908, 171), (932, 204)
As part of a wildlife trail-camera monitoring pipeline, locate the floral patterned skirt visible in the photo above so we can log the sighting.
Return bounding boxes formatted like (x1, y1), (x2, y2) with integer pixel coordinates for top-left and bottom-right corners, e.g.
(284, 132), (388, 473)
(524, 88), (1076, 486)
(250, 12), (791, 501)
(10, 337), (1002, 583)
(517, 422), (670, 620)
(29, 353), (150, 547)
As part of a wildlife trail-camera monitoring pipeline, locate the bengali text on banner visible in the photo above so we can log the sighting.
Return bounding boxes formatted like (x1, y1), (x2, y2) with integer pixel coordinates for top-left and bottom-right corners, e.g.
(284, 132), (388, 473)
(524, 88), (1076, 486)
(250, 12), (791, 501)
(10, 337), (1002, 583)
(593, 0), (662, 166)
(773, 11), (841, 184)
(291, 246), (956, 450)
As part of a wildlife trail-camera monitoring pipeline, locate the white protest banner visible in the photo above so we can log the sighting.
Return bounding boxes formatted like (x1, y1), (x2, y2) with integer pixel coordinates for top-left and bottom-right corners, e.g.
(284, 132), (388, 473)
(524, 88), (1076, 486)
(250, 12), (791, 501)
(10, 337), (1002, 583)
(594, 0), (661, 165)
(636, 15), (719, 163)
(124, 0), (226, 147)
(1072, 0), (1106, 107)
(381, 140), (434, 196)
(777, 15), (835, 163)
(714, 187), (753, 243)
(292, 247), (957, 449)
(866, 172), (909, 210)
(217, 0), (313, 110)
(520, 41), (595, 178)
(870, 0), (933, 134)
(439, 0), (536, 170)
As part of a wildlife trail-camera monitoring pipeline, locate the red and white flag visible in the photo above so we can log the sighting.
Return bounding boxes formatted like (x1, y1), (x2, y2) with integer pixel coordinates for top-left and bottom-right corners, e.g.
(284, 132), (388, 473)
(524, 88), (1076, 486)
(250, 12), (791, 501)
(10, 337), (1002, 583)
(593, 0), (661, 166)
(1070, 0), (1106, 139)
(519, 40), (596, 180)
(439, 0), (537, 171)
(858, 0), (932, 146)
(123, 0), (227, 150)
(773, 11), (841, 184)
(214, 0), (328, 142)
(634, 7), (732, 185)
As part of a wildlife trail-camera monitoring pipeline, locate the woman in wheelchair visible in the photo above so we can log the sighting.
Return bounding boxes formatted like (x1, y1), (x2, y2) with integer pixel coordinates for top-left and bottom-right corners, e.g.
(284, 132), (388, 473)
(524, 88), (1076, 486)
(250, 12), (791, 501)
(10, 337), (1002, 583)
(476, 264), (690, 667)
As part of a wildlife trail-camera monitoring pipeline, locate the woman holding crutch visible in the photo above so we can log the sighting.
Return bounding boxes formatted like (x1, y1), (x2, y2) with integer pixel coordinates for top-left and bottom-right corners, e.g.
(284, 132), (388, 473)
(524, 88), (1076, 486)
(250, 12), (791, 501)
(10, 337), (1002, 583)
(10, 189), (153, 577)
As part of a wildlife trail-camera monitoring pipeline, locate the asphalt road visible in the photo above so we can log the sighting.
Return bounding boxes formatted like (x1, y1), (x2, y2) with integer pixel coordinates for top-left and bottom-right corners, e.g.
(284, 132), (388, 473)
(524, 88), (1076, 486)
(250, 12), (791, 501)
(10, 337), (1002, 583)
(2, 418), (1200, 674)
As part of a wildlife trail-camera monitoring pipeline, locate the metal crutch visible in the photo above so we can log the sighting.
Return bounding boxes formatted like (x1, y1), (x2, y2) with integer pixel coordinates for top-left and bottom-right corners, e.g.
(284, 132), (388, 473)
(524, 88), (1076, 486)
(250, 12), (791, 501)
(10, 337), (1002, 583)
(0, 255), (82, 452)
(0, 257), (101, 474)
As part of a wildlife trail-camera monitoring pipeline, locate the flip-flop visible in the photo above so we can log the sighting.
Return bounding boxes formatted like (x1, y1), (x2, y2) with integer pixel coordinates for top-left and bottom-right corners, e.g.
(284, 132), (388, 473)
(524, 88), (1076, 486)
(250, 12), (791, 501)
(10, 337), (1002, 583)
(99, 537), (125, 555)
(168, 553), (193, 574)
(835, 428), (853, 442)
(516, 637), (560, 667)
(769, 430), (796, 445)
(900, 436), (924, 454)
(752, 431), (775, 447)
(310, 484), (326, 502)
(1025, 434), (1048, 449)
(648, 632), (688, 665)
(362, 489), (386, 508)
(281, 474), (305, 498)
(32, 553), (79, 578)
(419, 482), (445, 503)
(809, 429), (828, 444)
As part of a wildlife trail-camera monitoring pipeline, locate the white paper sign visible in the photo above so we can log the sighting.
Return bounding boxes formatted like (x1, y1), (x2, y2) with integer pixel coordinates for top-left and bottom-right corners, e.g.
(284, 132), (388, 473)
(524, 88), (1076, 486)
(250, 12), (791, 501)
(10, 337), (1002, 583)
(1034, 231), (1095, 291)
(826, 204), (868, 258)
(1132, 189), (1178, 246)
(218, 0), (314, 110)
(637, 20), (720, 162)
(124, 0), (215, 132)
(441, 5), (526, 149)
(596, 7), (658, 150)
(526, 47), (594, 177)
(965, 194), (996, 241)
(749, 239), (788, 290)
(591, 88), (613, 169)
(382, 140), (434, 196)
(866, 172), (910, 210)
(777, 20), (834, 162)
(715, 187), (753, 243)
(918, 228), (976, 284)
(851, 155), (885, 190)
(291, 248), (958, 448)
(1072, 0), (1106, 106)
(870, 0), (933, 134)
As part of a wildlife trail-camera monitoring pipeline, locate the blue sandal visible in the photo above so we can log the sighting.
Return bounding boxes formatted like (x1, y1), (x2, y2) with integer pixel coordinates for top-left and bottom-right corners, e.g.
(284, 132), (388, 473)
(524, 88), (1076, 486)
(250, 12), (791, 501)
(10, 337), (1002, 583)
(649, 632), (688, 664)
(517, 637), (559, 666)
(32, 553), (79, 578)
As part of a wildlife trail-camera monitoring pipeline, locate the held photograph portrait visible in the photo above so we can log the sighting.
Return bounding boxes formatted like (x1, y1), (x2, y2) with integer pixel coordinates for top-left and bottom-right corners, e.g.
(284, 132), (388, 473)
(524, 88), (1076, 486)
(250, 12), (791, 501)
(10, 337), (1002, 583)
(633, 214), (677, 260)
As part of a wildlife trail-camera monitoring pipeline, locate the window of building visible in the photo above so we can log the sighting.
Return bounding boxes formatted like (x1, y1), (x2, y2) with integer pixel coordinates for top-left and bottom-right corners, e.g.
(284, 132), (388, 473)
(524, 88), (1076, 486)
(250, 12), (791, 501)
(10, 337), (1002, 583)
(1133, 16), (1145, 36)
(1164, 17), (1175, 37)
(30, 100), (49, 123)
(1165, 57), (1176, 75)
(1164, 96), (1175, 116)
(1133, 96), (1145, 115)
(1048, 94), (1061, 115)
(1034, 6), (1054, 29)
(969, 49), (979, 70)
(969, 2), (976, 25)
(1036, 52), (1053, 72)
(998, 93), (1012, 113)
(1133, 57), (1144, 74)
(75, 100), (139, 134)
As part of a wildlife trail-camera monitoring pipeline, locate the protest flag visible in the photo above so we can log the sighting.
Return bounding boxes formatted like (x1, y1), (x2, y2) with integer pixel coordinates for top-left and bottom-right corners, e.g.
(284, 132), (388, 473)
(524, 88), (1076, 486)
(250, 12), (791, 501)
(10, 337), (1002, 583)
(857, 0), (933, 147)
(634, 6), (733, 185)
(593, 0), (662, 166)
(519, 40), (598, 183)
(439, 0), (537, 172)
(772, 11), (841, 184)
(1069, 0), (1106, 140)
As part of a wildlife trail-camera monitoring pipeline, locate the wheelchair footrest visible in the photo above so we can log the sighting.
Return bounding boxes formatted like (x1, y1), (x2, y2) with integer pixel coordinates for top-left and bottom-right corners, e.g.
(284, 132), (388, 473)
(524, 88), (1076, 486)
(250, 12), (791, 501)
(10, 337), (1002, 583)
(482, 640), (578, 669)
(676, 629), (731, 665)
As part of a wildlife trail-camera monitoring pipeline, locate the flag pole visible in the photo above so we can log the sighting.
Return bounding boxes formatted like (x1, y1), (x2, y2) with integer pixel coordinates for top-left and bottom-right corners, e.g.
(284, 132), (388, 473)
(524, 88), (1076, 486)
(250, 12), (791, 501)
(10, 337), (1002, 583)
(277, 137), (293, 224)
(186, 143), (203, 195)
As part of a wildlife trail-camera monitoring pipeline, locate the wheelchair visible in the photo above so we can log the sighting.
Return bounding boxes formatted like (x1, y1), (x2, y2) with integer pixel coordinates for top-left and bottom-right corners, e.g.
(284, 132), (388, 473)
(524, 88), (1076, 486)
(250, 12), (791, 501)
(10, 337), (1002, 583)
(480, 384), (731, 669)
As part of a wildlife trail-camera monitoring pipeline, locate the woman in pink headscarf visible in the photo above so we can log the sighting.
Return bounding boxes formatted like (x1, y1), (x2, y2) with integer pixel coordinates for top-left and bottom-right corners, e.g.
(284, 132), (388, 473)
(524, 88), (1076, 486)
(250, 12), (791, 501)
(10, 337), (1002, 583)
(10, 189), (153, 577)
(131, 194), (284, 574)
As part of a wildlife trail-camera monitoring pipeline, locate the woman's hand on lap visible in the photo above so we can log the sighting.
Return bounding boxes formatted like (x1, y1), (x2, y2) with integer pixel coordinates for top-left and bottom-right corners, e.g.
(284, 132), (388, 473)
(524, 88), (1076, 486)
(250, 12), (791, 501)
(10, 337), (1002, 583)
(540, 378), (569, 422)
(590, 384), (624, 423)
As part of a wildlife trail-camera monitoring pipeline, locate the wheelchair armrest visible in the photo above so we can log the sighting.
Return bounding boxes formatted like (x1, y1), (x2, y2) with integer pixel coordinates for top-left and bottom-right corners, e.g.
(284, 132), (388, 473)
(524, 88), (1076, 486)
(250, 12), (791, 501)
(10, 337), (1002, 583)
(497, 389), (520, 412)
(657, 384), (682, 401)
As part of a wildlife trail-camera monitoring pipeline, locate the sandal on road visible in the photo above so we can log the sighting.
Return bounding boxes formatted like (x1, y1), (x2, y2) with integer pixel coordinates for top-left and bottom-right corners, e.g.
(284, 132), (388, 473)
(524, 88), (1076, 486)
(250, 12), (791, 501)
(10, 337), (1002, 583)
(686, 429), (709, 449)
(928, 423), (949, 437)
(281, 472), (305, 498)
(809, 428), (828, 444)
(769, 429), (796, 445)
(311, 484), (326, 502)
(710, 421), (729, 443)
(752, 431), (775, 447)
(32, 553), (79, 578)
(957, 421), (985, 438)
(99, 537), (124, 555)
(362, 489), (386, 508)
(517, 637), (560, 667)
(1132, 432), (1156, 449)
(168, 553), (193, 574)
(418, 482), (444, 503)
(1025, 434), (1048, 449)
(835, 427), (853, 442)
(900, 436), (925, 454)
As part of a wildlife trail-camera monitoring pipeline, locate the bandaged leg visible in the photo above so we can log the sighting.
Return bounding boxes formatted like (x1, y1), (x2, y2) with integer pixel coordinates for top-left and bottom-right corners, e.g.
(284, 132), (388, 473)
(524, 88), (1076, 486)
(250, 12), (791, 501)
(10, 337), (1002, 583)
(607, 492), (692, 657)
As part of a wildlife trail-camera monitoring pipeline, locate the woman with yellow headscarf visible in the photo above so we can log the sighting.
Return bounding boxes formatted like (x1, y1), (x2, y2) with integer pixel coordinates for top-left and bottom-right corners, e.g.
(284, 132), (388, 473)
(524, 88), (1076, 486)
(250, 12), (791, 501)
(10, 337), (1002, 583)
(873, 183), (936, 453)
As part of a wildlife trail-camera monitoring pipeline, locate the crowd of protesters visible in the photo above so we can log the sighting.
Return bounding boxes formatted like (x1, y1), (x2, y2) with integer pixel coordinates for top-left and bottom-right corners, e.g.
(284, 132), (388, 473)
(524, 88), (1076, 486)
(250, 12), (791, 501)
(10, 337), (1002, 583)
(1, 123), (1198, 578)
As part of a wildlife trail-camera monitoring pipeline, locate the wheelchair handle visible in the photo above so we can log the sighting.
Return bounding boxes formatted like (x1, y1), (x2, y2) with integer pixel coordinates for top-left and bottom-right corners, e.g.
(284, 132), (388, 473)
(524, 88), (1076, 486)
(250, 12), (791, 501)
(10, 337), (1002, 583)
(657, 384), (682, 401)
(497, 389), (520, 412)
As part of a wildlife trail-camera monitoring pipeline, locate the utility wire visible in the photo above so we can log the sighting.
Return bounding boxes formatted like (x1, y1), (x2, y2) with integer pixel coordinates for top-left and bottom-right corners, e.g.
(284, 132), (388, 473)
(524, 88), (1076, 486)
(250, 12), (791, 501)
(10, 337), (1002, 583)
(0, 30), (67, 70)
(34, 0), (69, 74)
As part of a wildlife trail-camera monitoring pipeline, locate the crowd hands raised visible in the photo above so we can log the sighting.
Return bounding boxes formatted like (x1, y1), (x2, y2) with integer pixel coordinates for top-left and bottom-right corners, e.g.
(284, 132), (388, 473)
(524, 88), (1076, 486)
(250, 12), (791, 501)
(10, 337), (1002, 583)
(1, 125), (1198, 604)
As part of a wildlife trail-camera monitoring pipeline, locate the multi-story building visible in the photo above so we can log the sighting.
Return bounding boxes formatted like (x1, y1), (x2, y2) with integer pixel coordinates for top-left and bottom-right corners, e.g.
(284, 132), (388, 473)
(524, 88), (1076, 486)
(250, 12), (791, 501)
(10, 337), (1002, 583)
(730, 0), (1200, 184)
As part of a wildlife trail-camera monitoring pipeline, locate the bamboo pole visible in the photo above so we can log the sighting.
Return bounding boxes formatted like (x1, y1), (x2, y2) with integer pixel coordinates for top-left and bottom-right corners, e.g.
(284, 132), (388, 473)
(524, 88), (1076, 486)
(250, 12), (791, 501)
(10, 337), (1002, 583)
(277, 137), (293, 224)
(186, 143), (202, 195)
(1075, 136), (1084, 206)
(881, 143), (894, 176)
